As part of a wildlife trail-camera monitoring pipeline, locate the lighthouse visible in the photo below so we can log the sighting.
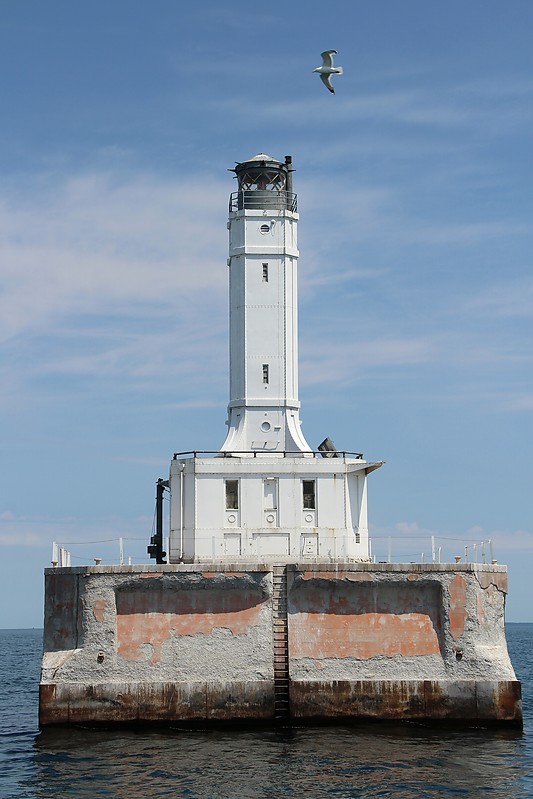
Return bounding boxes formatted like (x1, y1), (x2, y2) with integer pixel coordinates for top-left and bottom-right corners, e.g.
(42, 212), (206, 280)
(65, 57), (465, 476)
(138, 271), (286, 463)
(220, 153), (310, 454)
(40, 152), (522, 729)
(167, 154), (382, 563)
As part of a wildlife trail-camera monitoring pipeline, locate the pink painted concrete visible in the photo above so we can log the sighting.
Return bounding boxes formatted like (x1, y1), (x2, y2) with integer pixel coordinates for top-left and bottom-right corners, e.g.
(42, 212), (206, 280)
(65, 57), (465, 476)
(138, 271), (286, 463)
(116, 588), (264, 663)
(290, 611), (441, 659)
(449, 574), (468, 641)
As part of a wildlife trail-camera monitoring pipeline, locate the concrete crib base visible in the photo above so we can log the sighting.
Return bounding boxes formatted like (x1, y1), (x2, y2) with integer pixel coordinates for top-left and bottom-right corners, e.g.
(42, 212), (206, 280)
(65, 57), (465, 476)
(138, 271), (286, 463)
(39, 680), (274, 726)
(290, 679), (522, 726)
(39, 563), (522, 728)
(39, 679), (522, 727)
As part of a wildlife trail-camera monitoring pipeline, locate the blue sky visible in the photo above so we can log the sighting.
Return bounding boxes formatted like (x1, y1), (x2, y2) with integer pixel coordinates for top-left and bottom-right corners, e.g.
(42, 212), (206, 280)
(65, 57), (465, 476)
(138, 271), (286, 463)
(1, 1), (532, 626)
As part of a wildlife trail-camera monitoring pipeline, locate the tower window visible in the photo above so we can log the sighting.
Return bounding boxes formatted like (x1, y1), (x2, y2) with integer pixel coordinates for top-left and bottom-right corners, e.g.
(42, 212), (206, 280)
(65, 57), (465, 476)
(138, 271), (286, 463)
(225, 480), (239, 510)
(262, 364), (269, 384)
(303, 480), (316, 510)
(262, 263), (269, 282)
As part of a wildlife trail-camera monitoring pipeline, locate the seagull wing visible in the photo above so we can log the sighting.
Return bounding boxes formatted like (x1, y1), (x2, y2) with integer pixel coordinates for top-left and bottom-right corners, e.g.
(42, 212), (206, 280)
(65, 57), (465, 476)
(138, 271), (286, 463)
(320, 73), (335, 94)
(321, 50), (337, 69)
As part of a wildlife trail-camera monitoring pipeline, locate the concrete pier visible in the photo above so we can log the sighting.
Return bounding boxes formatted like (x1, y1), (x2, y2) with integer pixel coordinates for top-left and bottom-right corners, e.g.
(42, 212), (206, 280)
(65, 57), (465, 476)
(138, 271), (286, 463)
(39, 561), (522, 726)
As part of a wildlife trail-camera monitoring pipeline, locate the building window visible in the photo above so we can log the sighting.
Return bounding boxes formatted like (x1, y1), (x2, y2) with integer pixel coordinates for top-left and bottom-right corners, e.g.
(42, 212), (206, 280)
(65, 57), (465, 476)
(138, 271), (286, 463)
(303, 480), (316, 510)
(262, 364), (269, 384)
(262, 263), (269, 282)
(225, 480), (239, 510)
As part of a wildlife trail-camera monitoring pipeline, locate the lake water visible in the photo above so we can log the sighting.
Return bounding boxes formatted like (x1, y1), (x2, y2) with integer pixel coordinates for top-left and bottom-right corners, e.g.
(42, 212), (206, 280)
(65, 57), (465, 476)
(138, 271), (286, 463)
(0, 624), (531, 798)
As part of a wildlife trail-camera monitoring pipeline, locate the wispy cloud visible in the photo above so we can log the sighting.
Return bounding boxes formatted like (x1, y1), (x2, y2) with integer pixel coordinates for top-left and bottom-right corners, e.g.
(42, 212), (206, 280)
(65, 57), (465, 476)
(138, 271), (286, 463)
(0, 512), (152, 558)
(502, 394), (533, 412)
(464, 276), (533, 318)
(0, 169), (234, 409)
(406, 221), (532, 246)
(0, 170), (228, 341)
(300, 335), (434, 388)
(212, 74), (533, 135)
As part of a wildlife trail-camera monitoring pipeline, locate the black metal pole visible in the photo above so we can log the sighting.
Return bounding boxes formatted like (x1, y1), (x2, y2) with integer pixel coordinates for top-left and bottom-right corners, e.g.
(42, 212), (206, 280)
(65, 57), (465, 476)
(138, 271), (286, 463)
(147, 478), (167, 564)
(156, 478), (164, 553)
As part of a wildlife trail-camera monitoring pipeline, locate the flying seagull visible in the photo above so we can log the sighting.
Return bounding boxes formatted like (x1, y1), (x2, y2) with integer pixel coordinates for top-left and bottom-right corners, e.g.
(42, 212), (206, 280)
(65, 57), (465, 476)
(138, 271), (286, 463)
(313, 50), (343, 94)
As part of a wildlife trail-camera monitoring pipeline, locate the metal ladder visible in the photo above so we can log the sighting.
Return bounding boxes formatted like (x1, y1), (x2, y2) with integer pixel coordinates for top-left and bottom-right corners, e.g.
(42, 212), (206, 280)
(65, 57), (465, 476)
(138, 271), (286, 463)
(272, 564), (290, 723)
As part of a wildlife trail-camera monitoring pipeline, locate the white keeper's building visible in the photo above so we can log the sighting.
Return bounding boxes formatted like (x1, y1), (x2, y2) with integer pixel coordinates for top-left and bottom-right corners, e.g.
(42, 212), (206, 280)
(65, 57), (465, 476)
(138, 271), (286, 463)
(167, 153), (382, 564)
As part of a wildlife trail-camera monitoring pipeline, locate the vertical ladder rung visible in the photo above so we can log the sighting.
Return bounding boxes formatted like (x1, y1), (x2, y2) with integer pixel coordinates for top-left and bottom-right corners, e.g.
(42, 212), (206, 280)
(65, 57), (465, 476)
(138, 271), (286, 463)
(272, 565), (290, 721)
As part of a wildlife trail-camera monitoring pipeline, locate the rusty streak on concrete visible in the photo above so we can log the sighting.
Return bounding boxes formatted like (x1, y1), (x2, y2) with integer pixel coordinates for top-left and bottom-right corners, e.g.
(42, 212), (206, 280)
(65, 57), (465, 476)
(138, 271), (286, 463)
(289, 679), (522, 724)
(39, 681), (275, 725)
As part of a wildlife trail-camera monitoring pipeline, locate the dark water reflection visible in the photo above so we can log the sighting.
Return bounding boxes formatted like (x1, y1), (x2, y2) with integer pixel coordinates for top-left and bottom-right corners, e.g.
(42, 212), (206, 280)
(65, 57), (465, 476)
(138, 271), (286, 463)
(1, 625), (532, 799)
(30, 723), (530, 799)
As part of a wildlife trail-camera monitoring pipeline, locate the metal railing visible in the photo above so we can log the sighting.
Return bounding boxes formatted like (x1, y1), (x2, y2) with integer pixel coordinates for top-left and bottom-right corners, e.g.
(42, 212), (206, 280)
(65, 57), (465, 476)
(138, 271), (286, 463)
(229, 190), (297, 213)
(51, 537), (146, 568)
(51, 534), (499, 569)
(50, 526), (501, 570)
(172, 450), (364, 460)
(368, 535), (497, 566)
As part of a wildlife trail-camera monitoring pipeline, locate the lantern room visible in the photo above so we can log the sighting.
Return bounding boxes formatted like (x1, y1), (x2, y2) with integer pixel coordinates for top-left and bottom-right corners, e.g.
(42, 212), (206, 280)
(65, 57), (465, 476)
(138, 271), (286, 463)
(230, 153), (296, 212)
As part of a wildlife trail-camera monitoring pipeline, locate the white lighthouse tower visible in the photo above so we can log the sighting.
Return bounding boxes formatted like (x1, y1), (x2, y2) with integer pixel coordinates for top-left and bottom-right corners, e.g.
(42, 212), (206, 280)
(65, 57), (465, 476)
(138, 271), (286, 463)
(167, 154), (381, 563)
(220, 154), (310, 454)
